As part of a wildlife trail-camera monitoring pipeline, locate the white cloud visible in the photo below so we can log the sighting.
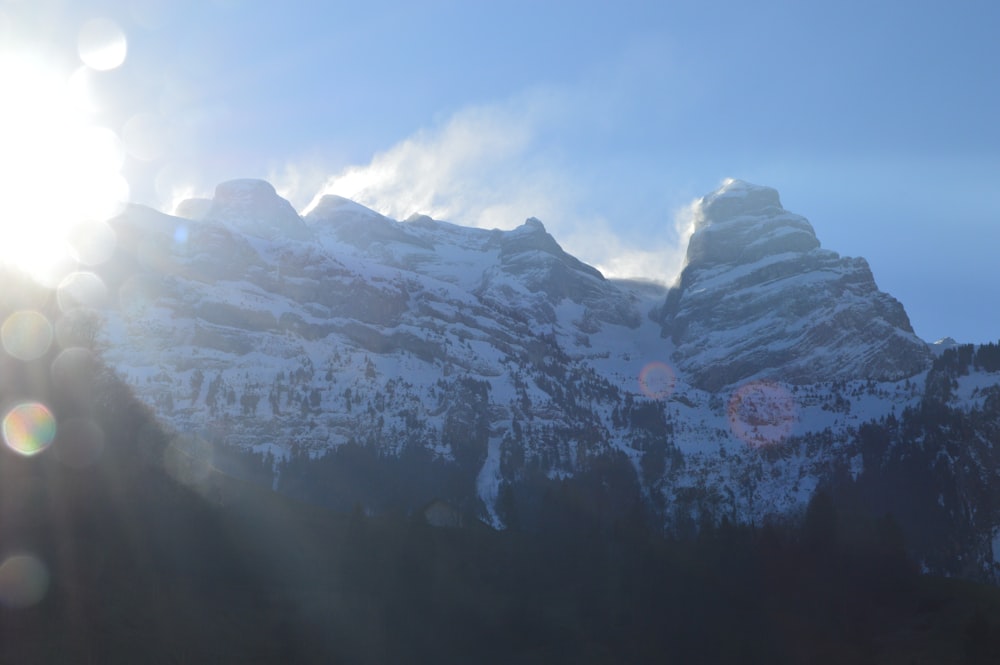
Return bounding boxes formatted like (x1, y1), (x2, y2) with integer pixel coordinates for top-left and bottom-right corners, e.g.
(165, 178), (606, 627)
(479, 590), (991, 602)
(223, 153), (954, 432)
(301, 91), (562, 226)
(293, 83), (695, 285)
(268, 159), (334, 213)
(564, 203), (697, 287)
(154, 174), (211, 217)
(589, 241), (685, 286)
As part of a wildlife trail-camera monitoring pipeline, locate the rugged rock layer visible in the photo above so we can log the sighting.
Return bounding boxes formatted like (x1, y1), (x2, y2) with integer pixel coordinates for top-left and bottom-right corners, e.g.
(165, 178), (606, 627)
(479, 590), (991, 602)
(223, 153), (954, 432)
(89, 177), (1000, 581)
(660, 178), (931, 391)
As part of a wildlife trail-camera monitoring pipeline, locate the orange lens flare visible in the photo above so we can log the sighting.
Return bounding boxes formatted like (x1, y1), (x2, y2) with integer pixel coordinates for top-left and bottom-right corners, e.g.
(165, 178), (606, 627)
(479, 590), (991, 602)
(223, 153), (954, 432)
(638, 361), (676, 400)
(727, 381), (796, 448)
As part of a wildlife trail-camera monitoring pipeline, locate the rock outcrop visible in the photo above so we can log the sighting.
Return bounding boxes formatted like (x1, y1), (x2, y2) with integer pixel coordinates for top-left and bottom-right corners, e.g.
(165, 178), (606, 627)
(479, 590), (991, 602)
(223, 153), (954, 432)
(660, 178), (931, 391)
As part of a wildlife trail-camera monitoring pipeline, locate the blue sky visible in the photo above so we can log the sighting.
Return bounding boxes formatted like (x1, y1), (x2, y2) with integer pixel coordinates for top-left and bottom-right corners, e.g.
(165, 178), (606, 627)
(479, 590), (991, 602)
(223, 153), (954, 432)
(2, 0), (998, 343)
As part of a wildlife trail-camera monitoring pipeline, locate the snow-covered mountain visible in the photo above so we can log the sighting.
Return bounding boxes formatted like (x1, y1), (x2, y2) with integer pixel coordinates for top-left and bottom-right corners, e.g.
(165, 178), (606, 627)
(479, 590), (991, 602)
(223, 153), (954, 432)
(659, 179), (930, 391)
(94, 178), (1000, 580)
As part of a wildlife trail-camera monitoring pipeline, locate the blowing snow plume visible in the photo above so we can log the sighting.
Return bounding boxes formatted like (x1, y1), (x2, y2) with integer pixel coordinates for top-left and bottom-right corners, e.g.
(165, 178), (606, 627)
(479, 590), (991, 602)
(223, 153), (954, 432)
(291, 94), (690, 286)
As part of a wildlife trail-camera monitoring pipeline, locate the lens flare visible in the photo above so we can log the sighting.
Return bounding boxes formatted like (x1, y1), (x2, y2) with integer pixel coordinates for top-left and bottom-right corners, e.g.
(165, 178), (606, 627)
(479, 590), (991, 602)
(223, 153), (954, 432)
(638, 361), (676, 400)
(0, 554), (50, 608)
(57, 271), (109, 312)
(727, 381), (797, 448)
(2, 402), (57, 457)
(1, 311), (53, 361)
(78, 18), (127, 71)
(165, 435), (214, 489)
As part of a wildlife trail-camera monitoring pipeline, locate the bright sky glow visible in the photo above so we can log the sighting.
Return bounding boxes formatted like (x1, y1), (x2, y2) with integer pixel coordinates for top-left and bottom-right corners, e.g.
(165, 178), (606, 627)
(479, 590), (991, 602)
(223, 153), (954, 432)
(0, 49), (126, 285)
(3, 1), (999, 343)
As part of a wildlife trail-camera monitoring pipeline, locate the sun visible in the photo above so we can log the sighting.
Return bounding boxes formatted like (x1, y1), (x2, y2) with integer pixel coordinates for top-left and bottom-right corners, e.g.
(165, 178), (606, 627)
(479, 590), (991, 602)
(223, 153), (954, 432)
(0, 51), (127, 286)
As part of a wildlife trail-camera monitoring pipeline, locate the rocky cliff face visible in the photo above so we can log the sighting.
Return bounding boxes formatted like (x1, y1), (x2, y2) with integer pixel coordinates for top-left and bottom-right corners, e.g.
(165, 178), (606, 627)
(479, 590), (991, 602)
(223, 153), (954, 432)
(90, 178), (1000, 581)
(101, 180), (651, 465)
(660, 179), (931, 391)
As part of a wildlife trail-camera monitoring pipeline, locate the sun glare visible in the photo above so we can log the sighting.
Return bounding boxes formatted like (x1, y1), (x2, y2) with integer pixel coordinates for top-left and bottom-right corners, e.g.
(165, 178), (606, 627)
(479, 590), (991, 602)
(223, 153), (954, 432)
(0, 47), (126, 286)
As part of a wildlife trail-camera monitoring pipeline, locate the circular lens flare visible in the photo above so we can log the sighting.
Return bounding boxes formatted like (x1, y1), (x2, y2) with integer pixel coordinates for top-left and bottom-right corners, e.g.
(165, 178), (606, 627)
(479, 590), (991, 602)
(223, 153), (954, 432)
(727, 381), (797, 448)
(638, 361), (677, 400)
(0, 554), (50, 608)
(78, 18), (127, 71)
(165, 435), (214, 489)
(1, 311), (53, 361)
(3, 402), (57, 456)
(57, 271), (109, 311)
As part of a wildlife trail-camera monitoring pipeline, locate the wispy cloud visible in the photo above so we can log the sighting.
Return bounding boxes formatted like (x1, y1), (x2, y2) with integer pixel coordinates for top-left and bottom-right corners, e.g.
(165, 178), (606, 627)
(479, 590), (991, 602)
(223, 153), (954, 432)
(300, 90), (563, 225)
(565, 200), (698, 287)
(268, 159), (335, 214)
(275, 44), (696, 285)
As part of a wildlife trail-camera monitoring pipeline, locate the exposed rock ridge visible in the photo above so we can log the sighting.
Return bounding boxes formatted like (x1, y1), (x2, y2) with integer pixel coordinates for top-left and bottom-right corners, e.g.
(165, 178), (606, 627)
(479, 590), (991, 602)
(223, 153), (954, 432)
(661, 178), (931, 391)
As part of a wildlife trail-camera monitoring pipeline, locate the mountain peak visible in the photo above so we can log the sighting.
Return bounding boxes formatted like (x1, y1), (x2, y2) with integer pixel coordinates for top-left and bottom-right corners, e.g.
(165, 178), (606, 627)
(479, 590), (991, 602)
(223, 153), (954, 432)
(698, 178), (783, 224)
(174, 197), (213, 221)
(206, 179), (311, 241)
(663, 181), (930, 390)
(685, 179), (820, 270)
(307, 194), (380, 221)
(214, 178), (278, 199)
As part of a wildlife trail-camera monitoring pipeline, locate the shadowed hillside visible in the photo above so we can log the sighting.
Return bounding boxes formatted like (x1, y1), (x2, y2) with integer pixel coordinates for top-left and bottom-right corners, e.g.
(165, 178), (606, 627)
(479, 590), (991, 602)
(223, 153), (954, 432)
(1, 269), (999, 663)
